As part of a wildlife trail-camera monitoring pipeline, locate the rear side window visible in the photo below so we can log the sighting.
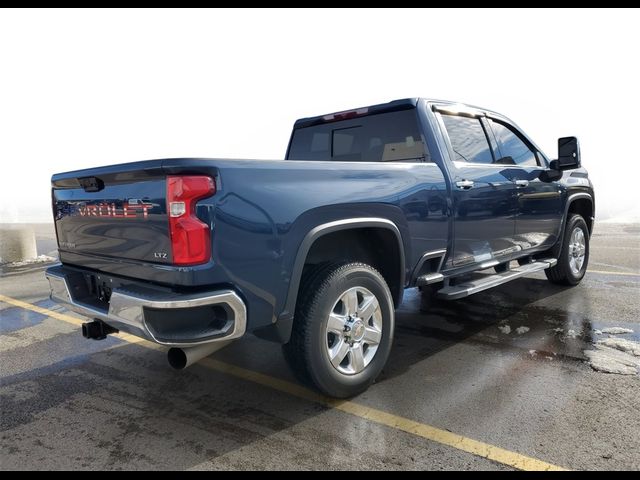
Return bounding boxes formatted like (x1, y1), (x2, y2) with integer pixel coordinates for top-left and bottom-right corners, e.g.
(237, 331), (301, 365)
(288, 109), (430, 162)
(440, 114), (493, 164)
(487, 119), (539, 167)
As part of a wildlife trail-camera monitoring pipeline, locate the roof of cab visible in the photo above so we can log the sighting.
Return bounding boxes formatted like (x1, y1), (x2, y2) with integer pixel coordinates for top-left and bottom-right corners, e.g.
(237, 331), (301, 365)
(293, 97), (507, 129)
(293, 98), (419, 129)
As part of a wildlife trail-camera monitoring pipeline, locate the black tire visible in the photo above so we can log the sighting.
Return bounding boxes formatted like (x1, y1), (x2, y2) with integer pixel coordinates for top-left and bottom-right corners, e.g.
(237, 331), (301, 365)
(281, 262), (333, 383)
(282, 262), (395, 398)
(545, 214), (590, 285)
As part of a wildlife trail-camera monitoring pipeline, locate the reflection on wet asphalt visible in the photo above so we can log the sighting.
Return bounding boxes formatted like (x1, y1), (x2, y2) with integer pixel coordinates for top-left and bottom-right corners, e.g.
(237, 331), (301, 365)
(396, 280), (599, 364)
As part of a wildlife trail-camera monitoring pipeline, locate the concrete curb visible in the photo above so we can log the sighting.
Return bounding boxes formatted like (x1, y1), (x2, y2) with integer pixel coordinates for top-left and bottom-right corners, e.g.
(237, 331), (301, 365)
(0, 227), (38, 263)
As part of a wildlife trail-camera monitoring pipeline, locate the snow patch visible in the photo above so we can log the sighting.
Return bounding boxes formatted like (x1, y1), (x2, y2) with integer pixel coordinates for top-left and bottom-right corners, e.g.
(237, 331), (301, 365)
(498, 325), (511, 335)
(598, 338), (640, 357)
(600, 327), (634, 335)
(566, 329), (580, 339)
(515, 326), (530, 335)
(584, 345), (640, 375)
(584, 338), (640, 375)
(7, 255), (56, 267)
(593, 329), (602, 335)
(528, 350), (537, 356)
(553, 328), (564, 334)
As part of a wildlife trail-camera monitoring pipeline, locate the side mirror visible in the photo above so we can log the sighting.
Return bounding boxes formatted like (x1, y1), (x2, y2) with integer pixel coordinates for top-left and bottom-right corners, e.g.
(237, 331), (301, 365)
(550, 136), (581, 171)
(539, 168), (563, 182)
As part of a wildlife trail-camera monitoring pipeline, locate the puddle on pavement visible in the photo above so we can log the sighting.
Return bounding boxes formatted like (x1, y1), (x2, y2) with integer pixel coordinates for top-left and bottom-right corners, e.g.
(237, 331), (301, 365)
(396, 288), (639, 374)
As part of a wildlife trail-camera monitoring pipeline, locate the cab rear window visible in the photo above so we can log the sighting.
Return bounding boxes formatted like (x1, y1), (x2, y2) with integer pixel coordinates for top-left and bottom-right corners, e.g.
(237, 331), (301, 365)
(288, 109), (430, 162)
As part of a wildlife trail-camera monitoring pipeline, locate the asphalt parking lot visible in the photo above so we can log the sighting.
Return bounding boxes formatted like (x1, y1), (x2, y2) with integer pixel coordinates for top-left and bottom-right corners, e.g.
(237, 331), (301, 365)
(1, 223), (639, 470)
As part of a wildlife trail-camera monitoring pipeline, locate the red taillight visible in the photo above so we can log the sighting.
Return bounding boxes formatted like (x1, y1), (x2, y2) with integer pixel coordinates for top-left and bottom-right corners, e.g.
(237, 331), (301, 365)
(166, 175), (215, 265)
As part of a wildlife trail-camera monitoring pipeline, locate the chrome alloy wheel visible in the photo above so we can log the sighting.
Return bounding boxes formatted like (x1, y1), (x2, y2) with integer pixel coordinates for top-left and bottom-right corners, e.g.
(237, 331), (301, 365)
(325, 287), (383, 375)
(568, 226), (586, 275)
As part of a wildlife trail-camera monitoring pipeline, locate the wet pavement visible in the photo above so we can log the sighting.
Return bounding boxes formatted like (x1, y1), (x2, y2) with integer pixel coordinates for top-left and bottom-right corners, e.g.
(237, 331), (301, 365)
(1, 223), (639, 470)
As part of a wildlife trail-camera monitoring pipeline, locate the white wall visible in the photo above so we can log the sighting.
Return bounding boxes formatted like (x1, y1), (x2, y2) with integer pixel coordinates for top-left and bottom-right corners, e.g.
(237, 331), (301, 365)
(1, 8), (638, 223)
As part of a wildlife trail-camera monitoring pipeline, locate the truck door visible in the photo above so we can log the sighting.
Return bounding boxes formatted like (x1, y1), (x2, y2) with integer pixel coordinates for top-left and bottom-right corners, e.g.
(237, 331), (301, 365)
(437, 111), (518, 267)
(485, 118), (563, 251)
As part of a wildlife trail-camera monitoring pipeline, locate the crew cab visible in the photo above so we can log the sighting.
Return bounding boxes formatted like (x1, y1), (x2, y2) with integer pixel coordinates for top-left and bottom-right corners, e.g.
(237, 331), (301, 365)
(46, 98), (594, 397)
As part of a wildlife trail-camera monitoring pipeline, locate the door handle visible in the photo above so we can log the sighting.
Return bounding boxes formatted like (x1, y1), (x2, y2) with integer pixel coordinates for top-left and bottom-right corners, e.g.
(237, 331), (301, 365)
(455, 180), (474, 189)
(515, 180), (529, 188)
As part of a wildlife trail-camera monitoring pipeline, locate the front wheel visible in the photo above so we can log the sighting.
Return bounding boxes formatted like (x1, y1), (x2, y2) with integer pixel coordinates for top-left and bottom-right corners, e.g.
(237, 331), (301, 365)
(545, 214), (590, 285)
(283, 262), (395, 398)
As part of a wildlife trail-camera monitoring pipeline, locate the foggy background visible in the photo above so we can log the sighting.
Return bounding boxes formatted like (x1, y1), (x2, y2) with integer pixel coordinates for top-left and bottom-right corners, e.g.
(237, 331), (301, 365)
(1, 8), (638, 224)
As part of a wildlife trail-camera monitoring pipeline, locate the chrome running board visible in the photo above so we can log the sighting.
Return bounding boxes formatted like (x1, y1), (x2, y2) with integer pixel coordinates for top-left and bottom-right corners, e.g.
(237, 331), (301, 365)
(436, 258), (557, 300)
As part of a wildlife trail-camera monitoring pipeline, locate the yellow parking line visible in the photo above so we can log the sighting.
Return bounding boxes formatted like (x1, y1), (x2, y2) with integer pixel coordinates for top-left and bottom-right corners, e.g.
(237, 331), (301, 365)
(200, 358), (566, 471)
(588, 270), (640, 277)
(0, 294), (567, 471)
(0, 294), (147, 344)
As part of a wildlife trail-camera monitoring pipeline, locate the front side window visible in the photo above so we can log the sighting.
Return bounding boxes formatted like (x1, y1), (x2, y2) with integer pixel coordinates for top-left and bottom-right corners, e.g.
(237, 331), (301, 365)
(488, 119), (539, 167)
(440, 114), (493, 164)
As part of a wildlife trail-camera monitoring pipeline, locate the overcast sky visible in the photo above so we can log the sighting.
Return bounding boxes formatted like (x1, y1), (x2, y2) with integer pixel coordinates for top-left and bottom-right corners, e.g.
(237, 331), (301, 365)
(1, 8), (638, 223)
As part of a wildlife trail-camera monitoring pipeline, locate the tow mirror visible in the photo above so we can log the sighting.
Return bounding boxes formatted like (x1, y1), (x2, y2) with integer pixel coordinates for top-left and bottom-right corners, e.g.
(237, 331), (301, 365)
(550, 136), (580, 171)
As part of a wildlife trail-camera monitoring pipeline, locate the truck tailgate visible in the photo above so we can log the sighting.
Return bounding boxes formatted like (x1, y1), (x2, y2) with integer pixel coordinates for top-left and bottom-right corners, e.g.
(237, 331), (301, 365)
(52, 161), (172, 265)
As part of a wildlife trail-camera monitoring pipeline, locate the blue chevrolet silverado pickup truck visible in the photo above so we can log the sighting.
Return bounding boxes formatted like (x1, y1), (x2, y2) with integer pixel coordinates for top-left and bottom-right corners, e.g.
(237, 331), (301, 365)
(46, 98), (594, 397)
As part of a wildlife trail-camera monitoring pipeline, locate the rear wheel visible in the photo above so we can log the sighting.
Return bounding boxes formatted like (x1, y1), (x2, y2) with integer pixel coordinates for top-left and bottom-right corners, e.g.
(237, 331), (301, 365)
(545, 214), (589, 285)
(283, 262), (395, 398)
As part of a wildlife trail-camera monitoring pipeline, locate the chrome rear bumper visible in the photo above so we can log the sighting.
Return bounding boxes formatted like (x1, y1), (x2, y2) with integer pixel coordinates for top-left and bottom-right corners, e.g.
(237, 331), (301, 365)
(45, 265), (246, 347)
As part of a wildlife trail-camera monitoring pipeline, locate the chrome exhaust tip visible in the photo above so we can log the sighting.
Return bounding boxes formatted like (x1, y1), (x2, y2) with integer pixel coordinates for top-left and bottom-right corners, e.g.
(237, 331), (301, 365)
(167, 341), (232, 370)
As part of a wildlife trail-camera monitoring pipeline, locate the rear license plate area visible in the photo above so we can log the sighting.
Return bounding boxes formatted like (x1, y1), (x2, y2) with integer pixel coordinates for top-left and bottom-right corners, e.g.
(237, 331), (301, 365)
(81, 272), (112, 310)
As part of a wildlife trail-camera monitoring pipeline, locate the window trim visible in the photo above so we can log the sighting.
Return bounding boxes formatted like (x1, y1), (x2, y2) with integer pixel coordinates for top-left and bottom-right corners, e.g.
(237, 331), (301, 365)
(436, 111), (498, 167)
(479, 117), (499, 164)
(485, 117), (541, 168)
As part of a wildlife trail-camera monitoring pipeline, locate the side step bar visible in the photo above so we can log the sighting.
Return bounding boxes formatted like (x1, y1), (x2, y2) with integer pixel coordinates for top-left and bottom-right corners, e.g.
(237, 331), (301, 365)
(436, 258), (557, 300)
(416, 273), (444, 286)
